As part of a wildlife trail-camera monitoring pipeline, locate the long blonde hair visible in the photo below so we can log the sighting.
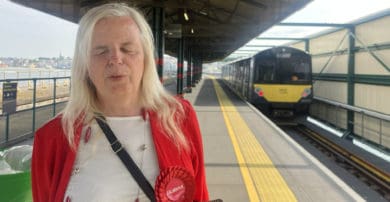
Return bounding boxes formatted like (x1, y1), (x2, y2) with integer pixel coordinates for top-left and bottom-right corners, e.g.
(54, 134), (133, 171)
(61, 3), (188, 150)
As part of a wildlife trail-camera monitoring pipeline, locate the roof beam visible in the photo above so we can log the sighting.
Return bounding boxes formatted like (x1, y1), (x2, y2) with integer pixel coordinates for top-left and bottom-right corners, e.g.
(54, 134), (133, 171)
(187, 41), (240, 46)
(182, 23), (254, 30)
(240, 0), (267, 9)
(255, 37), (307, 41)
(235, 49), (259, 52)
(277, 22), (353, 28)
(73, 0), (80, 22)
(190, 9), (223, 23)
(208, 4), (255, 23)
(230, 52), (252, 54)
(79, 0), (105, 8)
(244, 44), (275, 47)
(133, 0), (199, 9)
(182, 29), (255, 37)
(189, 46), (234, 51)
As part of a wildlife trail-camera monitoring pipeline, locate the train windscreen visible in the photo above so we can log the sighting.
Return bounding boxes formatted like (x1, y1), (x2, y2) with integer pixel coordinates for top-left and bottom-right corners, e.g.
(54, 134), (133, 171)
(254, 51), (311, 84)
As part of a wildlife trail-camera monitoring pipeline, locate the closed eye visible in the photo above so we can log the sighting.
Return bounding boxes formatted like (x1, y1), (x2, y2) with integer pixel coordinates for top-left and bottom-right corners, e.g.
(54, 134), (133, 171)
(92, 47), (108, 56)
(121, 48), (137, 54)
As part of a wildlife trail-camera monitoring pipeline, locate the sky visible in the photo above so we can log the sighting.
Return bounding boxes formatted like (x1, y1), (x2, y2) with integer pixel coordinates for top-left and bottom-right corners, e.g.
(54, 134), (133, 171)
(0, 0), (78, 58)
(0, 0), (389, 58)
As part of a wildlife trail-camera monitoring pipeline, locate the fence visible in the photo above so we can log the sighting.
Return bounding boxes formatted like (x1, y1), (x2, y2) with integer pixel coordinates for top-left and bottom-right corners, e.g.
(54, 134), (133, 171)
(310, 96), (390, 151)
(0, 76), (71, 149)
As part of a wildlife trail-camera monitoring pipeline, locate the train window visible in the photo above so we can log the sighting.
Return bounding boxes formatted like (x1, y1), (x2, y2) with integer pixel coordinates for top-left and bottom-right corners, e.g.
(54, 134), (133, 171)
(279, 55), (311, 83)
(253, 50), (311, 84)
(254, 61), (276, 83)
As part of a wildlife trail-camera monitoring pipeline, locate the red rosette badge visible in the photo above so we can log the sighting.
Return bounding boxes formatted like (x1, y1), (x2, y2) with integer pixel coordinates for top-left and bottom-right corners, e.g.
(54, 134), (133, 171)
(155, 166), (195, 202)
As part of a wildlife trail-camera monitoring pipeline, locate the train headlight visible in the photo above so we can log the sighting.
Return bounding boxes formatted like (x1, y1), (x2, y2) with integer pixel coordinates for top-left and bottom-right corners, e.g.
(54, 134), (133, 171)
(301, 88), (311, 98)
(255, 87), (264, 97)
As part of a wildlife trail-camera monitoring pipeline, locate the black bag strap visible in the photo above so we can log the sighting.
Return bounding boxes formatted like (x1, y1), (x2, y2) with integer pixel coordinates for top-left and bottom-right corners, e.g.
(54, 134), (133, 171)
(95, 117), (156, 202)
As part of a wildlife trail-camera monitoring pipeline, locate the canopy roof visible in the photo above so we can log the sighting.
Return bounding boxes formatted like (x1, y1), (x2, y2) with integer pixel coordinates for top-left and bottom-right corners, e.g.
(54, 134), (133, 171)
(11, 0), (310, 62)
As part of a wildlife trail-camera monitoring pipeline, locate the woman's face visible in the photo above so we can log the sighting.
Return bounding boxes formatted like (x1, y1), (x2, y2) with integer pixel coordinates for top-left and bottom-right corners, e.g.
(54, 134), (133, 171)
(88, 16), (145, 103)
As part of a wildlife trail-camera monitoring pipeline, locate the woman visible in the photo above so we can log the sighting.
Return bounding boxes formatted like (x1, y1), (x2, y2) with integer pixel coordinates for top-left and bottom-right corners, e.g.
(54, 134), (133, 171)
(31, 3), (209, 202)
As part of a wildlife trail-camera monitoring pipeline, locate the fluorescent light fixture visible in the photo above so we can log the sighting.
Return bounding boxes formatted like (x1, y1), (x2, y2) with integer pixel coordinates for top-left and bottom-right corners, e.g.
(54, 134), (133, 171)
(184, 11), (189, 21)
(307, 116), (343, 137)
(353, 139), (390, 162)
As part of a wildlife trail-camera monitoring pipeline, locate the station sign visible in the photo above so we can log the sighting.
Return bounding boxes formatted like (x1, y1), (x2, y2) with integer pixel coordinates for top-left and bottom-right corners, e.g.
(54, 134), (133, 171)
(2, 82), (17, 114)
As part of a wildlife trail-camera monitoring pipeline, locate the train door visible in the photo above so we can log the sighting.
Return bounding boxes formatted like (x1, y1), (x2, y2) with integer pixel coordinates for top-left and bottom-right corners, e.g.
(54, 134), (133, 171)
(242, 61), (250, 98)
(248, 57), (255, 100)
(239, 64), (244, 96)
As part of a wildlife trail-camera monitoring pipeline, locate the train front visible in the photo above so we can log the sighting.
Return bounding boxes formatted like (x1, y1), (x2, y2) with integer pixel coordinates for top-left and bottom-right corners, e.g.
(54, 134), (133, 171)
(251, 47), (313, 117)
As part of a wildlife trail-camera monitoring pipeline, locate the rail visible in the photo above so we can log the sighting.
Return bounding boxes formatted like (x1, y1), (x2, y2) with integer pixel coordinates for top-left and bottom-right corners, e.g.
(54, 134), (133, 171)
(0, 74), (183, 148)
(312, 96), (390, 150)
(0, 76), (71, 149)
(291, 125), (390, 200)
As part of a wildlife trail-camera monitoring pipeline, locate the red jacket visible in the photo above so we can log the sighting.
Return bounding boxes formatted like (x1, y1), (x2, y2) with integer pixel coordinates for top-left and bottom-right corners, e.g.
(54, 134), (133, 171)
(31, 99), (209, 202)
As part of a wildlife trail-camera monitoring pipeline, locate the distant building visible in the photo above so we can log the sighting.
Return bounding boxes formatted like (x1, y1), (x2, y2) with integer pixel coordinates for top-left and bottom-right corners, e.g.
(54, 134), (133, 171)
(0, 60), (8, 68)
(0, 56), (72, 69)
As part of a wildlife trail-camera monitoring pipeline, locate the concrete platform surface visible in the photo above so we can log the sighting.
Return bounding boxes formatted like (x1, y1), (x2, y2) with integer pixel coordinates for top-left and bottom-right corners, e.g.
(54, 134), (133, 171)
(185, 77), (368, 202)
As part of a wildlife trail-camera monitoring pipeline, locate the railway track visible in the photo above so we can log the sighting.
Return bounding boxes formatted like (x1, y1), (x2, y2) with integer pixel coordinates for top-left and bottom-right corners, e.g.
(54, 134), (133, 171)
(283, 124), (390, 201)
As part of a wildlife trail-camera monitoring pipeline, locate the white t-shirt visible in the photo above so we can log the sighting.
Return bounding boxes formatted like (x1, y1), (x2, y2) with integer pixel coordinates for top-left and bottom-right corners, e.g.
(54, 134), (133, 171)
(64, 116), (159, 202)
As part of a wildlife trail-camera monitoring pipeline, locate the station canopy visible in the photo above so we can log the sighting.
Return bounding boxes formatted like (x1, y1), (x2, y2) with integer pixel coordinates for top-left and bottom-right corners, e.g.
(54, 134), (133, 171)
(228, 0), (390, 61)
(10, 0), (311, 63)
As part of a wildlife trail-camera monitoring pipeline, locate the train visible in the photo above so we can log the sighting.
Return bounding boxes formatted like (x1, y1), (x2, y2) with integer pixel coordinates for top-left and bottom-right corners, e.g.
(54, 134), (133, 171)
(221, 46), (313, 117)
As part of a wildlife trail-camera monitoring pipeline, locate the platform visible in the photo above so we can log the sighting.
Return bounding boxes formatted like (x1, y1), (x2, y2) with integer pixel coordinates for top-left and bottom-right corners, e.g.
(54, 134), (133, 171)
(6, 76), (385, 202)
(184, 77), (368, 202)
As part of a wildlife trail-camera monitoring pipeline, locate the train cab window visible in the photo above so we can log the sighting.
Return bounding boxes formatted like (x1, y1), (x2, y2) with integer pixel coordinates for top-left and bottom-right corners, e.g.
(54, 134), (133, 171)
(263, 67), (275, 81)
(253, 49), (311, 84)
(279, 56), (311, 84)
(254, 58), (276, 83)
(292, 61), (311, 82)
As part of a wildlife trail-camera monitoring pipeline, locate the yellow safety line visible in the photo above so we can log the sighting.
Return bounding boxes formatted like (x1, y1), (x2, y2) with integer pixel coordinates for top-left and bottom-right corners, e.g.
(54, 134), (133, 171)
(212, 78), (297, 202)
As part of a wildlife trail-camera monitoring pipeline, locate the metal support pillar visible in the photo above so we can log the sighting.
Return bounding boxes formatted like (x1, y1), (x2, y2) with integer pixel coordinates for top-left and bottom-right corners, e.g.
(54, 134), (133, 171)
(153, 7), (164, 82)
(193, 58), (201, 84)
(192, 58), (197, 86)
(186, 48), (192, 93)
(53, 78), (57, 116)
(5, 114), (9, 142)
(199, 59), (203, 81)
(304, 39), (310, 53)
(177, 38), (184, 96)
(32, 79), (37, 133)
(347, 27), (356, 133)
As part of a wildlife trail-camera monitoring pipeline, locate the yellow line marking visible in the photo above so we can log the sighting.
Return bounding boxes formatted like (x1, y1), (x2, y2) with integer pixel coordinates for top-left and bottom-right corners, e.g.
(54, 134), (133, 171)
(212, 78), (297, 202)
